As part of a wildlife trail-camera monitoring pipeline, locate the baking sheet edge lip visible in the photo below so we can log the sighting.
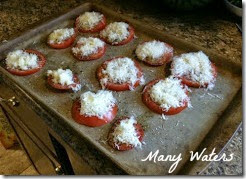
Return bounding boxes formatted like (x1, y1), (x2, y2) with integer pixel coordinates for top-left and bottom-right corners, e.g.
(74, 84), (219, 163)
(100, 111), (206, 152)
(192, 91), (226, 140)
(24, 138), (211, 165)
(0, 2), (243, 175)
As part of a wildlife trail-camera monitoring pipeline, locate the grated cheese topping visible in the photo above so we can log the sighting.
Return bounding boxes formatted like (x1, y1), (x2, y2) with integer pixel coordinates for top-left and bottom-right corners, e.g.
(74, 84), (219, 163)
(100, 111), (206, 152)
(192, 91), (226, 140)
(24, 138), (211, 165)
(149, 76), (189, 111)
(47, 68), (81, 91)
(101, 57), (143, 90)
(171, 51), (215, 89)
(48, 28), (75, 44)
(100, 22), (129, 44)
(72, 37), (105, 56)
(80, 90), (116, 118)
(112, 116), (142, 148)
(78, 12), (103, 30)
(6, 50), (38, 70)
(136, 40), (172, 61)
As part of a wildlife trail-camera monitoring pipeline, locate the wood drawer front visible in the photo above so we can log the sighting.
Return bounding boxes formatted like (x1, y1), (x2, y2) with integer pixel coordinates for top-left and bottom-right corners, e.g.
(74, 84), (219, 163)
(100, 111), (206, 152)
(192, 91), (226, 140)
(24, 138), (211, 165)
(0, 81), (56, 155)
(10, 119), (57, 175)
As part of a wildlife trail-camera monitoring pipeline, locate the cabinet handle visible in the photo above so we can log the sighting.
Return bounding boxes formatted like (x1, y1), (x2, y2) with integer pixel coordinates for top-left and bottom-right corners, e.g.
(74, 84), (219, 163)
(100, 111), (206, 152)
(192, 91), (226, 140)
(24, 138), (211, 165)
(0, 96), (20, 107)
(55, 165), (64, 175)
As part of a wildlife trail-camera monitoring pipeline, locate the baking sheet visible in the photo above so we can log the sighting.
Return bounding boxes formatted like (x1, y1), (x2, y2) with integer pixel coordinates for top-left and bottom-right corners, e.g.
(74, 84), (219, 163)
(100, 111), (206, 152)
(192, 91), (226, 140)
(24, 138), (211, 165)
(0, 3), (242, 175)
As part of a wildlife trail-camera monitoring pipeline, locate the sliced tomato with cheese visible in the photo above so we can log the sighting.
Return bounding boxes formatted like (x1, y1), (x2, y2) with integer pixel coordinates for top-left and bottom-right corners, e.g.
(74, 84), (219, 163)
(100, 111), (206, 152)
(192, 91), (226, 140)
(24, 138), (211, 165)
(100, 24), (135, 46)
(71, 100), (118, 127)
(97, 57), (143, 91)
(136, 41), (174, 66)
(47, 74), (80, 91)
(75, 15), (106, 33)
(72, 45), (106, 61)
(47, 31), (77, 49)
(6, 49), (46, 76)
(142, 79), (188, 115)
(179, 63), (217, 88)
(108, 117), (144, 151)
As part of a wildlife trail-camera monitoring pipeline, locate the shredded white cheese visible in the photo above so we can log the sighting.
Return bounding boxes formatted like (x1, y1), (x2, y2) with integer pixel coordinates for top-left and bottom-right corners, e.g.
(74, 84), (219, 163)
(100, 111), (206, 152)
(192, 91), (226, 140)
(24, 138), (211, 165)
(47, 68), (81, 91)
(6, 50), (38, 70)
(80, 90), (116, 118)
(113, 116), (142, 148)
(78, 12), (103, 30)
(136, 40), (172, 61)
(101, 57), (143, 90)
(48, 28), (75, 44)
(72, 37), (105, 56)
(100, 22), (129, 44)
(150, 76), (190, 111)
(171, 51), (215, 89)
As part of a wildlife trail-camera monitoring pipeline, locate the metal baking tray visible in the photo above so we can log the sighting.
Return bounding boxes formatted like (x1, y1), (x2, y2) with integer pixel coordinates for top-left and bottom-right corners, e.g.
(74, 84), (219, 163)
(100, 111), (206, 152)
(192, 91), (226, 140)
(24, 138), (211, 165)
(0, 3), (242, 175)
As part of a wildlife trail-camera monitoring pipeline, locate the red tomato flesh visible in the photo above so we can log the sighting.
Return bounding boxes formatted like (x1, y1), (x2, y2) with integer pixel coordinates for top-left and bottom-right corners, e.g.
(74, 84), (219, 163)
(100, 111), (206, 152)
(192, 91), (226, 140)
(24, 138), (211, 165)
(97, 57), (143, 91)
(72, 45), (106, 61)
(100, 25), (135, 46)
(47, 74), (80, 91)
(72, 100), (118, 127)
(47, 31), (77, 49)
(75, 15), (106, 33)
(6, 49), (46, 76)
(108, 117), (144, 151)
(142, 79), (188, 115)
(179, 63), (217, 88)
(137, 42), (174, 66)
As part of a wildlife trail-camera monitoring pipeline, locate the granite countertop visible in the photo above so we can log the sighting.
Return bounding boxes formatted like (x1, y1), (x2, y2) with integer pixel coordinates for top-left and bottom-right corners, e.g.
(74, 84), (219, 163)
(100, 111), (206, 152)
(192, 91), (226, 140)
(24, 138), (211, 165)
(0, 0), (242, 175)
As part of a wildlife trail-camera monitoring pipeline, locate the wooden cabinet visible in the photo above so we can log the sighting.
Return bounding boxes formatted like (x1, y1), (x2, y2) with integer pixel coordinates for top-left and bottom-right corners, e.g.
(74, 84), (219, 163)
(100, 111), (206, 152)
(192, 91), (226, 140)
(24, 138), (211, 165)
(0, 79), (96, 175)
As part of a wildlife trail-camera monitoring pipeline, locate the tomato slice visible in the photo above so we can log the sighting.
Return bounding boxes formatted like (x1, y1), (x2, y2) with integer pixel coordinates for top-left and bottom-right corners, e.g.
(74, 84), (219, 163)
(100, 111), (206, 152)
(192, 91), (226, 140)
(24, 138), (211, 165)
(100, 25), (135, 46)
(75, 15), (106, 33)
(178, 63), (217, 88)
(47, 74), (80, 91)
(137, 42), (174, 66)
(142, 79), (188, 115)
(108, 117), (144, 151)
(71, 100), (118, 127)
(47, 31), (77, 49)
(6, 49), (46, 76)
(72, 45), (106, 61)
(97, 57), (143, 91)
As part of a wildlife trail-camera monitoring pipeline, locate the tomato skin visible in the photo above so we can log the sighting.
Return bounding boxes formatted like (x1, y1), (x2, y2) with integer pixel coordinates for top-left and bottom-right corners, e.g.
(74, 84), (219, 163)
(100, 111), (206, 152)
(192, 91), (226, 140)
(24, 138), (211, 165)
(137, 42), (174, 66)
(72, 45), (106, 61)
(72, 100), (118, 127)
(175, 63), (217, 88)
(47, 74), (80, 91)
(47, 32), (77, 49)
(142, 79), (188, 115)
(100, 25), (135, 46)
(6, 49), (46, 76)
(97, 57), (143, 91)
(75, 15), (106, 33)
(108, 117), (144, 151)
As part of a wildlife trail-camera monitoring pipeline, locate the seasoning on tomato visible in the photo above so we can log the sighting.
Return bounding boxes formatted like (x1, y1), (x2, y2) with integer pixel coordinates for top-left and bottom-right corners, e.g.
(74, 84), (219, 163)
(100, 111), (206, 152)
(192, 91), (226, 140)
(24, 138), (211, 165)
(100, 22), (134, 46)
(142, 77), (190, 115)
(108, 116), (144, 151)
(5, 49), (46, 76)
(171, 51), (217, 90)
(47, 28), (76, 49)
(72, 37), (106, 61)
(47, 68), (81, 92)
(97, 57), (144, 91)
(75, 11), (106, 33)
(135, 40), (173, 66)
(72, 90), (118, 127)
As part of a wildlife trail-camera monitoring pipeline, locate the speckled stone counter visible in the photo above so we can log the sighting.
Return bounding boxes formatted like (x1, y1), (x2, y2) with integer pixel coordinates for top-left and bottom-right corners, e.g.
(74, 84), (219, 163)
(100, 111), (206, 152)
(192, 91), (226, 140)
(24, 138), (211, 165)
(0, 0), (242, 175)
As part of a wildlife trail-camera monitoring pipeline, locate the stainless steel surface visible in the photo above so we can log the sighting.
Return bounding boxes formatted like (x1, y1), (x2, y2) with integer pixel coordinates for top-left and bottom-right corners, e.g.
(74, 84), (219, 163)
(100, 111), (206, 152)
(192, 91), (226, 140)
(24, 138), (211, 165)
(0, 3), (242, 175)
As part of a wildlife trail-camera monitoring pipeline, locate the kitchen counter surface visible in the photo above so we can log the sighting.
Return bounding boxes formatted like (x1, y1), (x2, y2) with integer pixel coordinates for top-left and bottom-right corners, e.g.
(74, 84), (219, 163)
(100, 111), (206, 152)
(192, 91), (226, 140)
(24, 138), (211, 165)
(0, 0), (242, 175)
